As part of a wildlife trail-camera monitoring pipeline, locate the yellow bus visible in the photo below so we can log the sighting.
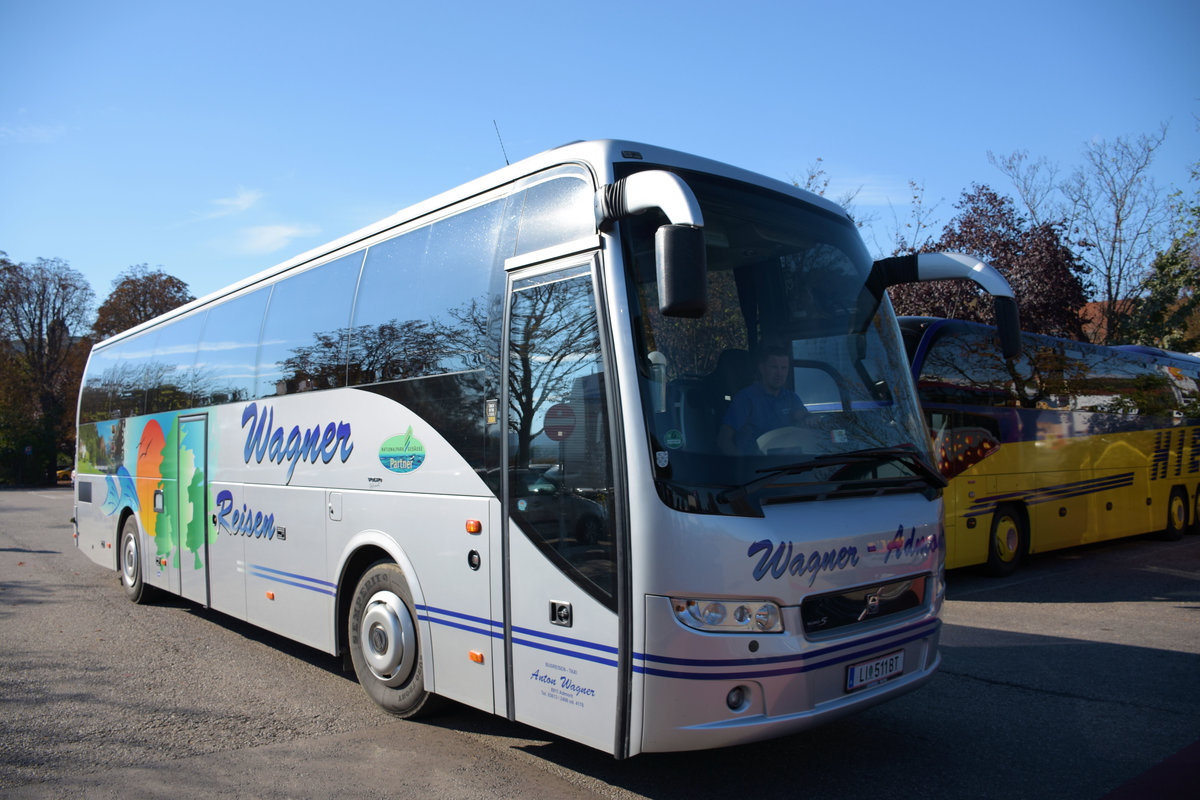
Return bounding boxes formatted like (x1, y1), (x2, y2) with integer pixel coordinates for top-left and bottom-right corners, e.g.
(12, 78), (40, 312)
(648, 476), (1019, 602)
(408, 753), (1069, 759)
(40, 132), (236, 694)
(900, 317), (1200, 576)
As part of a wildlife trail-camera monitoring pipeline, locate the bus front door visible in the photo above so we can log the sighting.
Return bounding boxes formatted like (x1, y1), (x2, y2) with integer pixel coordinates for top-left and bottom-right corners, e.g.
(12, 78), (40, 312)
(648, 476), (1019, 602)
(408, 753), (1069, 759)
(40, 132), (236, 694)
(503, 260), (627, 755)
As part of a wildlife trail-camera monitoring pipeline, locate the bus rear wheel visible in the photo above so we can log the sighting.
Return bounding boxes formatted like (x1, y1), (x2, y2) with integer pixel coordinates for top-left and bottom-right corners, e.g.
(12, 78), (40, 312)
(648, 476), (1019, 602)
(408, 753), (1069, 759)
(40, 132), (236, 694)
(348, 562), (440, 719)
(1162, 488), (1188, 541)
(986, 504), (1026, 577)
(119, 515), (151, 604)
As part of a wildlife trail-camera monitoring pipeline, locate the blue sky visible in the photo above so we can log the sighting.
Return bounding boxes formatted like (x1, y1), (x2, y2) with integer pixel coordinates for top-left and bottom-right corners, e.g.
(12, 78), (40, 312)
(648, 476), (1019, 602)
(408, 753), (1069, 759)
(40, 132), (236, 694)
(2, 0), (1197, 306)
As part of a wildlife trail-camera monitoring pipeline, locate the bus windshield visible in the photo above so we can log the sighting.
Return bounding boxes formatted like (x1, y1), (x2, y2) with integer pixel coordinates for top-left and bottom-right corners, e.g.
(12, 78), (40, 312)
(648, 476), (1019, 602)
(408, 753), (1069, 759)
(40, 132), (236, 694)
(624, 171), (935, 515)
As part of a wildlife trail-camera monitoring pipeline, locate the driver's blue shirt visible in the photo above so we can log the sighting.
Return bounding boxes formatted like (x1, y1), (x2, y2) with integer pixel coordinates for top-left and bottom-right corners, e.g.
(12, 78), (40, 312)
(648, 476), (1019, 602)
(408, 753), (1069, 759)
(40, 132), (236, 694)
(722, 382), (806, 454)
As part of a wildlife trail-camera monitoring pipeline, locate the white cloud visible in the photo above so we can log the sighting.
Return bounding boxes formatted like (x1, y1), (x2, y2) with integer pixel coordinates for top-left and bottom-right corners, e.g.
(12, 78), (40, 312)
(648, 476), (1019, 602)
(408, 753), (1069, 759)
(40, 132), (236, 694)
(205, 187), (264, 219)
(235, 224), (319, 254)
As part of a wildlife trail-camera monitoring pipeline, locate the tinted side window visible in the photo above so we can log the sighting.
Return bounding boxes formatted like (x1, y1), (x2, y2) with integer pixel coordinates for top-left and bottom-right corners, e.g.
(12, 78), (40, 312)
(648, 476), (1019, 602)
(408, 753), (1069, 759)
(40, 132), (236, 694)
(145, 312), (207, 413)
(256, 251), (363, 398)
(194, 288), (269, 406)
(917, 330), (1015, 407)
(349, 198), (506, 385)
(80, 345), (123, 423)
(106, 332), (156, 419)
(1065, 346), (1173, 416)
(513, 176), (594, 255)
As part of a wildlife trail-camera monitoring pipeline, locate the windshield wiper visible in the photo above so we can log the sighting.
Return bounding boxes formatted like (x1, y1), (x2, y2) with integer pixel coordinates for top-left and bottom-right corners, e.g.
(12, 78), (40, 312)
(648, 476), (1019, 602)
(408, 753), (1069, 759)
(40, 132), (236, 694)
(760, 444), (946, 488)
(720, 444), (946, 514)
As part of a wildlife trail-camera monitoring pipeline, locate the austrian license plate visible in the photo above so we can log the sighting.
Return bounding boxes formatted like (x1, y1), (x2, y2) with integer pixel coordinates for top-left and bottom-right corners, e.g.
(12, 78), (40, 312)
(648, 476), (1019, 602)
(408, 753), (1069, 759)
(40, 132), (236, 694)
(846, 650), (904, 692)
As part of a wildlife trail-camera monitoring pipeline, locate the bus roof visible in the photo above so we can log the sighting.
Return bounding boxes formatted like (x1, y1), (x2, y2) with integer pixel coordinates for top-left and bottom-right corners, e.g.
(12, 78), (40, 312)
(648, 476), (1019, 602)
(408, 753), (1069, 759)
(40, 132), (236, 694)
(95, 140), (848, 348)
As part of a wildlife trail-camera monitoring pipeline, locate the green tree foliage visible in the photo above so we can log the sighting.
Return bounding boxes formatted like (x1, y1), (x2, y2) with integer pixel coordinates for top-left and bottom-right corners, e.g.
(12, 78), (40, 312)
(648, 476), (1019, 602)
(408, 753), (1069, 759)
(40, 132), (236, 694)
(92, 264), (194, 340)
(887, 185), (1088, 339)
(0, 253), (94, 484)
(1132, 157), (1200, 351)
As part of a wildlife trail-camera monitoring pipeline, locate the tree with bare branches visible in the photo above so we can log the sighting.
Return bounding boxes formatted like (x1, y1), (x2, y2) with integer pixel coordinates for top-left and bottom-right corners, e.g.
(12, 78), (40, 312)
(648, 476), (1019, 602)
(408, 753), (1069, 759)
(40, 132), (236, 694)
(0, 253), (94, 483)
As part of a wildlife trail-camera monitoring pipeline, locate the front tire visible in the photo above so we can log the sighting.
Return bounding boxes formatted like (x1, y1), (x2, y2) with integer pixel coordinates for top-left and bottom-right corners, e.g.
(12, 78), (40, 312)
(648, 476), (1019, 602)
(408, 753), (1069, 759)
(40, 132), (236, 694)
(119, 515), (151, 604)
(348, 562), (440, 718)
(986, 504), (1026, 577)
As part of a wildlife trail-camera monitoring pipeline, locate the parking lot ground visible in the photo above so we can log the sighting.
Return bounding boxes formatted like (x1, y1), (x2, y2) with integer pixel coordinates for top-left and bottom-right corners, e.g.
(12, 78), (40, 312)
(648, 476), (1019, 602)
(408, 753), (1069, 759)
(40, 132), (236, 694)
(2, 486), (1198, 798)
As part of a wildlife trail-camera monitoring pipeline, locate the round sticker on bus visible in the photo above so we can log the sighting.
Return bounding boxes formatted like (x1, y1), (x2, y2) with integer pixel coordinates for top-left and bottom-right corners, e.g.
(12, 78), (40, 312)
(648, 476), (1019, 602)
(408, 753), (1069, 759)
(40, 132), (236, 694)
(663, 429), (684, 449)
(379, 427), (426, 473)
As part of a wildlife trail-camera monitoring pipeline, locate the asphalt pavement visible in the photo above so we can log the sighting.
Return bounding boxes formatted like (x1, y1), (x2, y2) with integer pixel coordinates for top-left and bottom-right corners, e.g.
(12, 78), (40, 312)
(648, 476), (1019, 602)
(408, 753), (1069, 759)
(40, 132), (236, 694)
(2, 486), (1198, 799)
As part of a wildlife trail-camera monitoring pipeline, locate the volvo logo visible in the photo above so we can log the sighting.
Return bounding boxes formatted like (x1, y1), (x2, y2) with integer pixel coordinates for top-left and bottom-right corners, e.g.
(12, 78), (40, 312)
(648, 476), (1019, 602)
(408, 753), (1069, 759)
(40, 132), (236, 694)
(866, 592), (881, 614)
(858, 591), (882, 621)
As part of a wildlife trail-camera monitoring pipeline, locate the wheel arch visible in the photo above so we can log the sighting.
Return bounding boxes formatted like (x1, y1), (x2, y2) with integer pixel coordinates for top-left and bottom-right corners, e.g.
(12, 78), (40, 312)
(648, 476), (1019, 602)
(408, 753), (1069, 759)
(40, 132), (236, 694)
(333, 532), (427, 670)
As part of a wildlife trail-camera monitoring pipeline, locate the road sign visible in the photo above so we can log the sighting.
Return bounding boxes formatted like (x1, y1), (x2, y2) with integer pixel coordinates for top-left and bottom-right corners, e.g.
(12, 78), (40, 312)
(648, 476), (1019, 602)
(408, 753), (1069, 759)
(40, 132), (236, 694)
(543, 404), (576, 441)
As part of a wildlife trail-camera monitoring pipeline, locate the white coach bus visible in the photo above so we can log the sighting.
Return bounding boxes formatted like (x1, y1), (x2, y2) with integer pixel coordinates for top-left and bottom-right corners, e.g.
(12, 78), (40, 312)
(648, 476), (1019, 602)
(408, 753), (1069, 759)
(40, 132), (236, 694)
(74, 140), (1019, 757)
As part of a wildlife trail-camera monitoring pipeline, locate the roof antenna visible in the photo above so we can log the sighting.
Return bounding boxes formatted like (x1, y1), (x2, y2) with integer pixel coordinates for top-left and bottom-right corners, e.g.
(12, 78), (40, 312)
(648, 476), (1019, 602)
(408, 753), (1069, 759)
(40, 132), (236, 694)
(493, 120), (510, 166)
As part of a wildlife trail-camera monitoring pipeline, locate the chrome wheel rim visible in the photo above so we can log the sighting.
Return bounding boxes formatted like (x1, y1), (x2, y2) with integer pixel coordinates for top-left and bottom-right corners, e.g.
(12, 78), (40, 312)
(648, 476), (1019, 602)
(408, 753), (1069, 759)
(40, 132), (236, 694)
(121, 528), (138, 587)
(359, 590), (416, 688)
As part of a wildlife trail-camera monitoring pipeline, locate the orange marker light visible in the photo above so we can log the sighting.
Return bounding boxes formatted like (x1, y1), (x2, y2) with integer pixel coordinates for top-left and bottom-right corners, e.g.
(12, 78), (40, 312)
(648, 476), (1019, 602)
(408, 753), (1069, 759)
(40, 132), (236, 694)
(266, 591), (276, 601)
(465, 519), (482, 534)
(469, 650), (485, 663)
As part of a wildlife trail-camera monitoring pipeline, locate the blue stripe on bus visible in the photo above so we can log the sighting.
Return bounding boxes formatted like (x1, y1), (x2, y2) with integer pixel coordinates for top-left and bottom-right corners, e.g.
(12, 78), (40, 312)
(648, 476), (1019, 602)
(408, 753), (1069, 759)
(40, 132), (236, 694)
(511, 635), (620, 667)
(511, 624), (620, 655)
(246, 566), (336, 596)
(635, 618), (939, 669)
(417, 612), (501, 639)
(404, 605), (937, 679)
(246, 563), (337, 587)
(963, 472), (1135, 518)
(634, 620), (940, 680)
(416, 603), (500, 630)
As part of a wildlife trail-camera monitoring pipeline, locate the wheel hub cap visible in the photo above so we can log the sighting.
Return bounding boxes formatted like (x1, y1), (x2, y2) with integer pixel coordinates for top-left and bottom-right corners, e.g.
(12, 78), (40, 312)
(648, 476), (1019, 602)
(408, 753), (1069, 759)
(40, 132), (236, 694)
(359, 590), (416, 687)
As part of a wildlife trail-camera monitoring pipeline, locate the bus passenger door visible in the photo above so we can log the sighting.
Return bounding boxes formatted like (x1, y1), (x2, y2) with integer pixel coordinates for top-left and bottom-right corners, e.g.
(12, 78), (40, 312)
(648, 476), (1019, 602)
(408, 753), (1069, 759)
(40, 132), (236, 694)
(502, 260), (627, 755)
(176, 415), (210, 606)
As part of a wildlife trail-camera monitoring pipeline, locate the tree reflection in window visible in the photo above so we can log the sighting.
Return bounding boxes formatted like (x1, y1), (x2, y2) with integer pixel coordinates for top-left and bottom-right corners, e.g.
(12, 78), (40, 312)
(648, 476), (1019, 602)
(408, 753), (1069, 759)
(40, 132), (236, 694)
(507, 268), (616, 605)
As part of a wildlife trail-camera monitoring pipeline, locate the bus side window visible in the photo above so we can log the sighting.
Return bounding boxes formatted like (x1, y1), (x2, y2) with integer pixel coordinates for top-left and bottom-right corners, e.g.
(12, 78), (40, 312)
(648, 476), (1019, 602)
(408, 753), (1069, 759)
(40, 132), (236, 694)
(145, 311), (208, 413)
(512, 176), (594, 255)
(349, 199), (505, 385)
(194, 287), (270, 407)
(256, 250), (363, 398)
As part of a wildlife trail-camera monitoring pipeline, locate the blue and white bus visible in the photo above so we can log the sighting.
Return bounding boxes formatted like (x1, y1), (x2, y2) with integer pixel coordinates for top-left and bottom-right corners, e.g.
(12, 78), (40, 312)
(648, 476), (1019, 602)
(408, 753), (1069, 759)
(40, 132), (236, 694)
(74, 140), (1019, 756)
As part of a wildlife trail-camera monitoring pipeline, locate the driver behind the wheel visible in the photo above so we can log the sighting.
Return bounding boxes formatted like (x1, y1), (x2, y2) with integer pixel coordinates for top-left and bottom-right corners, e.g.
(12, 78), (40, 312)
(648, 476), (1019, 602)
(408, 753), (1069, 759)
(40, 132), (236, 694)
(717, 344), (810, 455)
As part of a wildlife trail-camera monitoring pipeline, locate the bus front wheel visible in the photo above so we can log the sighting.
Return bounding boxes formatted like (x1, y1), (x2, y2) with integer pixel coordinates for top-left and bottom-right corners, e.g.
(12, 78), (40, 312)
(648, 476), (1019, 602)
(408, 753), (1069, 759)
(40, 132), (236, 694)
(986, 505), (1026, 577)
(1162, 488), (1188, 541)
(348, 562), (440, 719)
(119, 515), (151, 604)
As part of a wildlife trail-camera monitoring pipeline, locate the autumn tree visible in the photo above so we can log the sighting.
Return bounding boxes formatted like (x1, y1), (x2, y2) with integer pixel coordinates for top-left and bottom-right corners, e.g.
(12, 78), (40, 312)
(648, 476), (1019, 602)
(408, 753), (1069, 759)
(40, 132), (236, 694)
(0, 253), (95, 483)
(92, 264), (195, 340)
(887, 185), (1088, 339)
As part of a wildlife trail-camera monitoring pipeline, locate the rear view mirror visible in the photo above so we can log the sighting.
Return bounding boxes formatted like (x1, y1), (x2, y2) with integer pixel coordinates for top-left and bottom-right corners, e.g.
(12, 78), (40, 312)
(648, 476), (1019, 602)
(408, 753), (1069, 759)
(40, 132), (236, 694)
(656, 224), (707, 318)
(596, 171), (708, 318)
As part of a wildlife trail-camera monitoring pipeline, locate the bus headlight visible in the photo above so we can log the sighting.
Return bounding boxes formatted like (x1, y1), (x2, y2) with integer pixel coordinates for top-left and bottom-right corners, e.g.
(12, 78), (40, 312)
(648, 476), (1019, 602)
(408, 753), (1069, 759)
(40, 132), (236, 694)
(671, 598), (784, 633)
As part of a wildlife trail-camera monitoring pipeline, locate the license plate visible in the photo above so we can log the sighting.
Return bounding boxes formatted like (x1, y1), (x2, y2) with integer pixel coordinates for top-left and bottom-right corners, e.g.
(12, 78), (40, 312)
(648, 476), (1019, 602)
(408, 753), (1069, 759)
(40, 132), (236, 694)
(846, 650), (904, 692)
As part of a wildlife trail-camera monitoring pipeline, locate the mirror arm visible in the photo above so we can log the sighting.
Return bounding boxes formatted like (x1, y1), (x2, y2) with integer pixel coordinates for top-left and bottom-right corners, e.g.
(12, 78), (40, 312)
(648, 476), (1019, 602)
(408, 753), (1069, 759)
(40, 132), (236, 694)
(596, 170), (704, 230)
(872, 252), (1022, 360)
